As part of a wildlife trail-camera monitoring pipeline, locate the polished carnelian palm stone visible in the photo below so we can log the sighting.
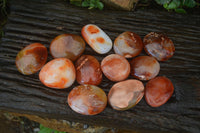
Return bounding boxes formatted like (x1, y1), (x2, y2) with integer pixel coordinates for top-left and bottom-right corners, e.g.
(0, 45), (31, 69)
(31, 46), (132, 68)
(68, 85), (107, 115)
(130, 56), (160, 81)
(101, 54), (130, 82)
(50, 34), (85, 61)
(81, 24), (112, 54)
(114, 31), (143, 58)
(145, 76), (174, 107)
(143, 32), (175, 61)
(108, 79), (144, 110)
(39, 58), (76, 89)
(75, 55), (102, 85)
(16, 43), (47, 75)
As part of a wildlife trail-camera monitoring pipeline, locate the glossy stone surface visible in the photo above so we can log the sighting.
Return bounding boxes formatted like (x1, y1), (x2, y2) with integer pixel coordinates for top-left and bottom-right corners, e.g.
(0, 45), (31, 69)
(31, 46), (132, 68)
(50, 34), (85, 61)
(143, 32), (175, 61)
(75, 55), (102, 85)
(16, 43), (48, 75)
(101, 54), (130, 82)
(108, 79), (144, 110)
(81, 24), (112, 54)
(114, 31), (143, 58)
(130, 56), (160, 81)
(39, 58), (76, 89)
(145, 76), (174, 107)
(68, 85), (107, 115)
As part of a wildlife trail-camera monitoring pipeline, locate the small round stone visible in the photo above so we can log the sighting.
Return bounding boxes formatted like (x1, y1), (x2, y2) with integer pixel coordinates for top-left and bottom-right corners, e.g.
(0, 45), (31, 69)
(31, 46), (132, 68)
(143, 32), (175, 61)
(16, 43), (47, 75)
(75, 55), (102, 85)
(114, 31), (143, 58)
(50, 34), (85, 61)
(68, 85), (107, 115)
(39, 58), (76, 89)
(101, 54), (130, 82)
(108, 79), (144, 110)
(81, 24), (112, 54)
(130, 56), (160, 81)
(145, 76), (174, 107)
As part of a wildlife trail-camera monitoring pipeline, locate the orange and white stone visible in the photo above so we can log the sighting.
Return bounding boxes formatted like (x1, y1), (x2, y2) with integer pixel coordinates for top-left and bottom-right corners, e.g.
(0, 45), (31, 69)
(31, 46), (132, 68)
(50, 34), (85, 61)
(39, 58), (76, 89)
(81, 24), (112, 54)
(114, 31), (143, 58)
(108, 79), (144, 110)
(101, 54), (130, 82)
(16, 43), (48, 75)
(75, 55), (102, 85)
(130, 56), (160, 81)
(68, 85), (107, 115)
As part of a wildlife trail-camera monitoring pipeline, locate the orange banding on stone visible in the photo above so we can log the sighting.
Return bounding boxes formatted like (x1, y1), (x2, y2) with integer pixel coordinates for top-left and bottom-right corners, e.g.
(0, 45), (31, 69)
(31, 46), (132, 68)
(15, 43), (47, 75)
(39, 58), (76, 89)
(68, 85), (107, 115)
(82, 24), (113, 54)
(48, 77), (68, 88)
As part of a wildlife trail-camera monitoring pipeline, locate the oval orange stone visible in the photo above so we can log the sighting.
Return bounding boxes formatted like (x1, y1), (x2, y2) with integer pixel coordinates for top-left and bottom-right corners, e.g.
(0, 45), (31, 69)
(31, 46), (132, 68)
(50, 34), (85, 61)
(101, 54), (130, 82)
(130, 56), (160, 81)
(143, 32), (175, 61)
(108, 79), (144, 110)
(39, 58), (76, 89)
(75, 55), (102, 85)
(114, 31), (143, 58)
(16, 43), (47, 75)
(145, 76), (174, 107)
(68, 85), (107, 115)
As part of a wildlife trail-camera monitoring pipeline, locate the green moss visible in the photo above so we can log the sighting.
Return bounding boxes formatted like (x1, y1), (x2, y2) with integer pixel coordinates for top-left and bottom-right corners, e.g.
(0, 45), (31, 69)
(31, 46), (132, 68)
(69, 0), (104, 10)
(154, 0), (199, 13)
(39, 124), (66, 133)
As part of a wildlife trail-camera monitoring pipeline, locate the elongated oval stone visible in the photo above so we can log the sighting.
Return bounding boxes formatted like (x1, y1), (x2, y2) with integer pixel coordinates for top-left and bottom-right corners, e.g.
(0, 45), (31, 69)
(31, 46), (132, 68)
(81, 24), (112, 54)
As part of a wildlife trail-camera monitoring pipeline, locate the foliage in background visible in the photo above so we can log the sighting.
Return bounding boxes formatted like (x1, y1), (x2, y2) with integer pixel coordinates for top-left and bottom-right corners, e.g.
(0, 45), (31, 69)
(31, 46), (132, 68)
(39, 124), (66, 133)
(0, 0), (8, 37)
(155, 0), (199, 13)
(69, 0), (199, 13)
(70, 0), (104, 10)
(0, 0), (7, 15)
